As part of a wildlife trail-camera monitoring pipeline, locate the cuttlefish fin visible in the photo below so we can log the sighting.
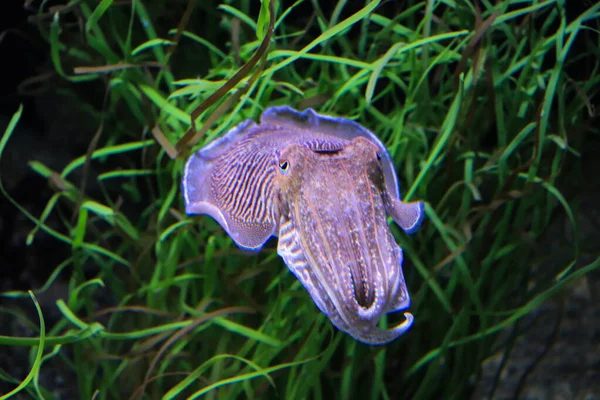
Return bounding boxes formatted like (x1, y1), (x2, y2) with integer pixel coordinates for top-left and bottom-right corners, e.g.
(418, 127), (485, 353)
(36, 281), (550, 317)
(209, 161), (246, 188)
(183, 143), (278, 252)
(387, 196), (425, 234)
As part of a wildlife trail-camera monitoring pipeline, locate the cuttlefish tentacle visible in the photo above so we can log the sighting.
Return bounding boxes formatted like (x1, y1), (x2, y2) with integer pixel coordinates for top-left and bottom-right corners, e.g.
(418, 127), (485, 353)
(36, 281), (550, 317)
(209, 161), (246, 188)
(182, 106), (425, 345)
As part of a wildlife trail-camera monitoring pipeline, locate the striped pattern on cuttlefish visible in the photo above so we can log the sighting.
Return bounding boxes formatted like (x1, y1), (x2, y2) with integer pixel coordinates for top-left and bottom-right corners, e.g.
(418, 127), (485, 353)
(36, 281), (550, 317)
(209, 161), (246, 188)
(183, 106), (425, 345)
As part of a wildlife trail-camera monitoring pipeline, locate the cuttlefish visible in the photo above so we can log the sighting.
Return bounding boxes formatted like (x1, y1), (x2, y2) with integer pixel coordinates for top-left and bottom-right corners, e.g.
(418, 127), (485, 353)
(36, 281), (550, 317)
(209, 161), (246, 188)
(182, 106), (425, 345)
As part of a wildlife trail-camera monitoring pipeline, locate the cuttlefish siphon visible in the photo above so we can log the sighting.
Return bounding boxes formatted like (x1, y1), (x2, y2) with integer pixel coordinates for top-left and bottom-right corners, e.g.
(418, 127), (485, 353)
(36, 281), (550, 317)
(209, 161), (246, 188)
(182, 106), (425, 345)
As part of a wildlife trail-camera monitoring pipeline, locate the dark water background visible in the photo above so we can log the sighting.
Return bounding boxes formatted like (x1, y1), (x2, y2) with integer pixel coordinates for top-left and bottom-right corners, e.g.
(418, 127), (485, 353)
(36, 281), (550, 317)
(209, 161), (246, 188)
(1, 1), (598, 399)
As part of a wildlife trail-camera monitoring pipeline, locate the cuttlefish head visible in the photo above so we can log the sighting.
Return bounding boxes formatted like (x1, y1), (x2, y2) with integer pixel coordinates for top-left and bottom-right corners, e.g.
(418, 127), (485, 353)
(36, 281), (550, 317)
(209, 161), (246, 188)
(273, 137), (420, 344)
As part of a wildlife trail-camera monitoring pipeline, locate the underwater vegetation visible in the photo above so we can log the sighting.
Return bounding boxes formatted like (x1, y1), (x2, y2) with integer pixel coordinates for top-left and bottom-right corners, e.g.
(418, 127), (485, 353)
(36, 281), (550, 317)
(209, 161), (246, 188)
(0, 0), (598, 399)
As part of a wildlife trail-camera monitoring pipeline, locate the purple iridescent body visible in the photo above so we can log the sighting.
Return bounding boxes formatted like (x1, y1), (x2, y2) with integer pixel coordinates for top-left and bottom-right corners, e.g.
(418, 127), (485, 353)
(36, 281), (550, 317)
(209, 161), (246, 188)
(183, 106), (425, 345)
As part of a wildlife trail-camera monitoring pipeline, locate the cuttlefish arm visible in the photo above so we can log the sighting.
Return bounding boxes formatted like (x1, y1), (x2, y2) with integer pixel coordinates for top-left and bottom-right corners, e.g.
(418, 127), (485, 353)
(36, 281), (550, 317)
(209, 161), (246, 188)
(274, 137), (422, 345)
(277, 211), (415, 344)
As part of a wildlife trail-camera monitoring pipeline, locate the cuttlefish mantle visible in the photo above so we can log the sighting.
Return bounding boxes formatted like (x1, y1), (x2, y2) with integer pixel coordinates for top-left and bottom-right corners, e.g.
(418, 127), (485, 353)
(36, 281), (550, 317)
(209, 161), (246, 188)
(183, 106), (425, 345)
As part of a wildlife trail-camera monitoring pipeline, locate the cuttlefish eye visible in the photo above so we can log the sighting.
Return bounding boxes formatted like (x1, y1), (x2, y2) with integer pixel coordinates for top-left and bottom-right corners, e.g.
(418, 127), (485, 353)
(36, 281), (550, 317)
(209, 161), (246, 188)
(279, 160), (290, 174)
